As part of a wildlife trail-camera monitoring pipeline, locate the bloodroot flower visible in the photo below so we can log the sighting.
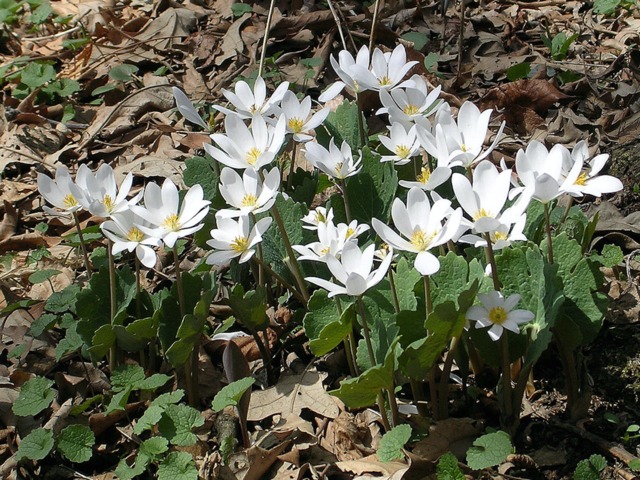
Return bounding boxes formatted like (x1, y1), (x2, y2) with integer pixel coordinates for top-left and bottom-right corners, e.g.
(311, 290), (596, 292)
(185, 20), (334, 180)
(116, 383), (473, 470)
(466, 291), (534, 341)
(37, 165), (88, 217)
(206, 214), (272, 265)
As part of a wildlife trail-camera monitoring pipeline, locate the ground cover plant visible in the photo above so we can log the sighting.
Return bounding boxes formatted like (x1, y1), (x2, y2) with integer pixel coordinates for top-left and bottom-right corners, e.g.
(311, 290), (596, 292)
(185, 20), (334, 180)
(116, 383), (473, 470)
(1, 0), (640, 479)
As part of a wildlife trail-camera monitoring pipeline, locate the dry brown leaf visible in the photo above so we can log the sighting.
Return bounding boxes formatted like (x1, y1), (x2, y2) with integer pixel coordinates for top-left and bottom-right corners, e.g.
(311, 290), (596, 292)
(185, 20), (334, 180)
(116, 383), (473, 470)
(228, 441), (291, 480)
(248, 369), (339, 421)
(0, 201), (18, 242)
(333, 454), (408, 478)
(412, 417), (484, 461)
(481, 79), (570, 113)
(216, 12), (251, 66)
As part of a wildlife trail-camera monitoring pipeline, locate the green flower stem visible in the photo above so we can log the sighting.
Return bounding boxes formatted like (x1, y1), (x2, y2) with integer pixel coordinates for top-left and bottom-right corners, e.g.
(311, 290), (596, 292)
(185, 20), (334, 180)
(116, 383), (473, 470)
(107, 239), (118, 371)
(173, 244), (198, 407)
(386, 386), (400, 428)
(423, 275), (432, 320)
(483, 234), (501, 291)
(560, 196), (574, 224)
(252, 256), (307, 306)
(134, 256), (142, 320)
(555, 333), (581, 421)
(339, 179), (353, 224)
(356, 92), (367, 147)
(286, 140), (297, 191)
(438, 334), (462, 419)
(543, 203), (554, 264)
(409, 379), (430, 417)
(348, 330), (360, 377)
(72, 212), (92, 279)
(424, 274), (441, 419)
(250, 327), (275, 385)
(335, 297), (358, 377)
(270, 205), (310, 303)
(249, 213), (265, 290)
(500, 332), (514, 430)
(357, 295), (391, 431)
(387, 268), (400, 314)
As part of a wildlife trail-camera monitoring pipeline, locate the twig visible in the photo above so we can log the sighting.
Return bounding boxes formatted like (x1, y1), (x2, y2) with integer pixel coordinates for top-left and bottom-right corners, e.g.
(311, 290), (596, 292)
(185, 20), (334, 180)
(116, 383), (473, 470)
(258, 0), (278, 78)
(326, 0), (348, 51)
(368, 0), (381, 57)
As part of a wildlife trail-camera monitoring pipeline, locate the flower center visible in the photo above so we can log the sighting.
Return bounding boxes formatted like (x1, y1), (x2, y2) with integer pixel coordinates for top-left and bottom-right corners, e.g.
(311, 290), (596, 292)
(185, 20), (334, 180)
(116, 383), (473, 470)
(334, 161), (344, 176)
(403, 104), (419, 116)
(63, 194), (78, 209)
(315, 211), (326, 223)
(473, 208), (492, 221)
(288, 117), (305, 133)
(103, 194), (115, 214)
(246, 147), (262, 166)
(417, 167), (431, 184)
(574, 172), (588, 186)
(410, 229), (435, 251)
(489, 306), (508, 325)
(127, 227), (145, 242)
(230, 236), (249, 253)
(493, 231), (508, 242)
(395, 145), (411, 159)
(378, 75), (392, 86)
(320, 246), (330, 256)
(345, 227), (355, 238)
(461, 143), (469, 152)
(162, 214), (180, 231)
(241, 194), (258, 207)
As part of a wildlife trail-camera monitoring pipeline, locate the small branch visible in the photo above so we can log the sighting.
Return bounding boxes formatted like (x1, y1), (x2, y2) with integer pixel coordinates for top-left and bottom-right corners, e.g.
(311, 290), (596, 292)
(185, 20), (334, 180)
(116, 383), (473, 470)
(258, 0), (278, 78)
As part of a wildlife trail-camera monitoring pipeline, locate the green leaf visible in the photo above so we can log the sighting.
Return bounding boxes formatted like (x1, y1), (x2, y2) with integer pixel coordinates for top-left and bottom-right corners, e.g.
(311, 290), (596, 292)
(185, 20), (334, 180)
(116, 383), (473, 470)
(393, 257), (421, 311)
(29, 313), (57, 337)
(30, 1), (53, 24)
(545, 233), (608, 346)
(401, 32), (428, 50)
(339, 147), (398, 224)
(111, 365), (146, 391)
(92, 83), (119, 96)
(593, 244), (624, 268)
(87, 324), (116, 360)
(437, 452), (465, 480)
(152, 390), (185, 407)
(28, 269), (61, 284)
(506, 62), (531, 81)
(231, 3), (252, 16)
(431, 252), (484, 309)
(588, 454), (606, 472)
(377, 424), (412, 462)
(20, 61), (56, 88)
(466, 431), (512, 470)
(135, 373), (171, 391)
(62, 37), (91, 50)
(574, 454), (607, 480)
(57, 425), (95, 463)
(303, 289), (343, 342)
(424, 52), (439, 72)
(165, 314), (207, 367)
(316, 100), (364, 150)
(593, 0), (621, 14)
(158, 404), (205, 446)
(356, 284), (398, 369)
(183, 156), (219, 204)
(133, 405), (164, 435)
(629, 459), (640, 472)
(212, 377), (255, 412)
(55, 322), (84, 361)
(139, 437), (169, 458)
(16, 428), (54, 461)
(158, 451), (198, 480)
(13, 376), (55, 416)
(115, 458), (146, 480)
(331, 345), (397, 408)
(224, 286), (269, 332)
(45, 284), (80, 313)
(104, 388), (131, 415)
(42, 78), (80, 98)
(309, 305), (354, 356)
(109, 64), (138, 82)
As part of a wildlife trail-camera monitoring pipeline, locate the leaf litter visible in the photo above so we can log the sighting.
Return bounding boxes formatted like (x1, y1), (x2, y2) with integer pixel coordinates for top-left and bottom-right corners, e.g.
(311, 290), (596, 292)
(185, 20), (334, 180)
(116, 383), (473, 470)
(0, 0), (639, 478)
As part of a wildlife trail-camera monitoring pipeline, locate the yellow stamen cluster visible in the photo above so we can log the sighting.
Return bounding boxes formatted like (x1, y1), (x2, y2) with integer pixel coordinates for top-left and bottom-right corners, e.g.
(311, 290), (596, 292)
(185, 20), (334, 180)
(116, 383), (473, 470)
(493, 231), (508, 242)
(489, 307), (508, 325)
(63, 194), (78, 208)
(460, 143), (469, 152)
(403, 104), (419, 116)
(410, 229), (436, 251)
(230, 236), (249, 253)
(378, 75), (392, 86)
(334, 162), (344, 176)
(473, 208), (491, 221)
(345, 227), (355, 238)
(127, 227), (145, 242)
(288, 118), (305, 133)
(395, 145), (411, 159)
(574, 172), (588, 186)
(417, 167), (431, 184)
(246, 147), (261, 166)
(241, 194), (258, 207)
(103, 194), (115, 214)
(162, 214), (180, 231)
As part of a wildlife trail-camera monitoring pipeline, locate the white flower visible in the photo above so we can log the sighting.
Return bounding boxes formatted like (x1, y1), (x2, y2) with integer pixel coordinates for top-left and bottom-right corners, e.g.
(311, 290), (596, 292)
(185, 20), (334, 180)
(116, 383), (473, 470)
(559, 140), (623, 198)
(378, 123), (421, 166)
(215, 76), (290, 119)
(305, 242), (393, 297)
(459, 213), (527, 250)
(293, 219), (368, 263)
(37, 165), (88, 217)
(101, 210), (161, 268)
(217, 167), (280, 218)
(276, 91), (330, 142)
(514, 141), (568, 204)
(301, 206), (334, 230)
(173, 87), (208, 129)
(206, 214), (272, 265)
(351, 44), (418, 92)
(205, 114), (286, 171)
(466, 291), (534, 341)
(377, 75), (442, 127)
(75, 164), (141, 218)
(129, 179), (210, 248)
(318, 45), (371, 102)
(418, 101), (505, 168)
(303, 139), (362, 180)
(372, 187), (462, 276)
(398, 165), (451, 191)
(452, 160), (513, 233)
